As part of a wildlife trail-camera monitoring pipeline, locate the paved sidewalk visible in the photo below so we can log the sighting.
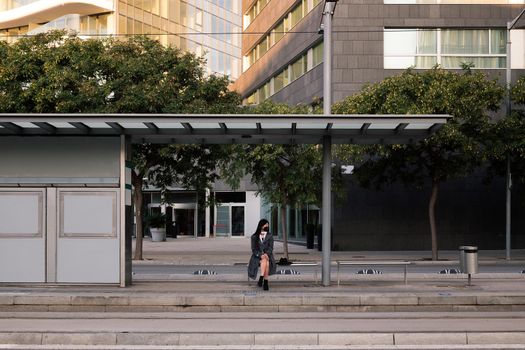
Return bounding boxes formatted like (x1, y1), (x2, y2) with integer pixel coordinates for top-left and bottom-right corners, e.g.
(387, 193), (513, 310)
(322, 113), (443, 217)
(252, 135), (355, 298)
(133, 236), (525, 265)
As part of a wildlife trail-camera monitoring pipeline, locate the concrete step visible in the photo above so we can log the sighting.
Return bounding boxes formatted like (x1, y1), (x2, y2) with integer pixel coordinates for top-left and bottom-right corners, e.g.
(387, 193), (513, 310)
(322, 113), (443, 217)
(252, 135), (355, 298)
(2, 346), (525, 350)
(0, 312), (525, 347)
(2, 291), (525, 313)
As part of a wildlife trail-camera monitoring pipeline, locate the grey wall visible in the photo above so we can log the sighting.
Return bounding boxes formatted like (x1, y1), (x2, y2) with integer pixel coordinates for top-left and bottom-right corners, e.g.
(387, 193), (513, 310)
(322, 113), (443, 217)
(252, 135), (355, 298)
(333, 174), (525, 251)
(0, 137), (120, 184)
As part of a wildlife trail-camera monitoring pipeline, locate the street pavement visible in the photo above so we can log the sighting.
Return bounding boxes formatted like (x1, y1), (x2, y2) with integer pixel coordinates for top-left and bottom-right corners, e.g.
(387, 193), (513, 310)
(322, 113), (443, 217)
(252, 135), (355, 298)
(0, 237), (525, 349)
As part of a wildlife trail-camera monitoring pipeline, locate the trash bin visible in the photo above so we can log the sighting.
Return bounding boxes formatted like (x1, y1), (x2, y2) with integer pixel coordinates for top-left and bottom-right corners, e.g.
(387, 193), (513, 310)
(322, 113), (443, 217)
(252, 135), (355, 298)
(459, 245), (478, 285)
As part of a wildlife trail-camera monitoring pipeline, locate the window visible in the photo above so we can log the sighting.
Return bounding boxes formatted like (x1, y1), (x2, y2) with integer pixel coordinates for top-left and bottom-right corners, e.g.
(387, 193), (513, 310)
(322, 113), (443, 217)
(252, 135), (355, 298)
(244, 0), (320, 70)
(244, 41), (323, 104)
(274, 69), (289, 93)
(312, 42), (323, 67)
(291, 56), (306, 81)
(384, 28), (506, 69)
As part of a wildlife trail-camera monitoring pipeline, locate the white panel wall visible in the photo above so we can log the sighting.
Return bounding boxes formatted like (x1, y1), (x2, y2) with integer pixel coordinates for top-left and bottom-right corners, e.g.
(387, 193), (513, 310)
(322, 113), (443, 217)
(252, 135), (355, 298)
(0, 189), (45, 282)
(56, 189), (120, 283)
(245, 191), (261, 237)
(0, 137), (120, 183)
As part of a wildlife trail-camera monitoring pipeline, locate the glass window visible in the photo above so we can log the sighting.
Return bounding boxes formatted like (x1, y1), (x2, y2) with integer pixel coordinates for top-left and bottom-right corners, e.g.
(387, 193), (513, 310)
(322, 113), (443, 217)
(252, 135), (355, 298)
(272, 21), (284, 45)
(417, 30), (437, 54)
(385, 28), (506, 69)
(290, 2), (304, 28)
(291, 56), (306, 81)
(491, 29), (507, 54)
(384, 29), (417, 55)
(274, 69), (289, 93)
(259, 37), (268, 57)
(312, 42), (323, 66)
(442, 29), (489, 54)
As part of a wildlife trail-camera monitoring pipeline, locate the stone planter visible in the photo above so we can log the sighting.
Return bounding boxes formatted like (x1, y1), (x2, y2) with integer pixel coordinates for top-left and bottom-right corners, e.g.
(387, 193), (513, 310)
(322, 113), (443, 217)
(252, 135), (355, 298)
(150, 228), (166, 242)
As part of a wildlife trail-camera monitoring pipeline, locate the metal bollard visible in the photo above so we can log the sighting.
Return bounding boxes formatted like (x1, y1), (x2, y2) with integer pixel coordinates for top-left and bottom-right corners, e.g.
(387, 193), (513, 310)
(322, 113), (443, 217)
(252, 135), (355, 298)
(459, 246), (478, 285)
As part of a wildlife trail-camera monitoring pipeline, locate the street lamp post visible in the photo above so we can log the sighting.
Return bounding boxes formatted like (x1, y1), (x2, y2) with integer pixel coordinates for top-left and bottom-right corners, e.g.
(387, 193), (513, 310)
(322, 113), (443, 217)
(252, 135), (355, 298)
(505, 8), (525, 260)
(321, 0), (337, 286)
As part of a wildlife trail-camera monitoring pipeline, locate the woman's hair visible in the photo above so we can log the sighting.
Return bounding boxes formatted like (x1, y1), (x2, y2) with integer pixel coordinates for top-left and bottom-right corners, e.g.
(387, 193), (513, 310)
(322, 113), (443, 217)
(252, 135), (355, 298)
(254, 219), (269, 235)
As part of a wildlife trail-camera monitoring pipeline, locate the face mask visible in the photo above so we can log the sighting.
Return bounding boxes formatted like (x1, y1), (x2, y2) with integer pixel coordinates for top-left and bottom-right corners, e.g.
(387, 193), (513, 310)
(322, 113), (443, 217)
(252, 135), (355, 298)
(262, 227), (268, 233)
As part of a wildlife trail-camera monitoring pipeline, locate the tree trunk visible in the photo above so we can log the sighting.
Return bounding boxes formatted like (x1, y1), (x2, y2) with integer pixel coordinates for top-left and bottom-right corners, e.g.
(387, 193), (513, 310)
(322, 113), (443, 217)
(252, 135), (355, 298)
(428, 181), (439, 261)
(132, 172), (144, 261)
(280, 205), (289, 260)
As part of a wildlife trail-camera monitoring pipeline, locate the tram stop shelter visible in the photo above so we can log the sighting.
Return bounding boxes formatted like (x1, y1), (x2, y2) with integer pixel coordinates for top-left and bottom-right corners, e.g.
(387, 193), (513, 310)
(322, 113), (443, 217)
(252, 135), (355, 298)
(0, 114), (448, 287)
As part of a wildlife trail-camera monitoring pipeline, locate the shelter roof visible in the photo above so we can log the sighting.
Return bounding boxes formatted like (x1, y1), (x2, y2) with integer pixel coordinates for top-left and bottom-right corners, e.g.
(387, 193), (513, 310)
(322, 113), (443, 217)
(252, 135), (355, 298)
(0, 114), (450, 144)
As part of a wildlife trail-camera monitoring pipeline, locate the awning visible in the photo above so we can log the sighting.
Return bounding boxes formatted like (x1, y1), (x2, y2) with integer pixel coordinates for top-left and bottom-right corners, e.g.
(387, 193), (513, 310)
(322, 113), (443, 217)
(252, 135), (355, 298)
(0, 114), (450, 144)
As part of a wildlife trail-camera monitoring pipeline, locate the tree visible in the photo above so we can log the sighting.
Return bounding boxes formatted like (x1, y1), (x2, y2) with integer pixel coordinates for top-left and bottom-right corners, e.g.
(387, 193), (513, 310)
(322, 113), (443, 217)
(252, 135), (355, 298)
(0, 31), (241, 260)
(485, 76), (525, 186)
(332, 67), (505, 260)
(223, 101), (342, 260)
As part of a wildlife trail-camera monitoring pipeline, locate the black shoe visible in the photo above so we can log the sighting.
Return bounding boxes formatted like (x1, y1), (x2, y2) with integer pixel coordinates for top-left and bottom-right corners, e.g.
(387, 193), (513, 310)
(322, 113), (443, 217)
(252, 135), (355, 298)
(257, 276), (264, 287)
(263, 279), (269, 291)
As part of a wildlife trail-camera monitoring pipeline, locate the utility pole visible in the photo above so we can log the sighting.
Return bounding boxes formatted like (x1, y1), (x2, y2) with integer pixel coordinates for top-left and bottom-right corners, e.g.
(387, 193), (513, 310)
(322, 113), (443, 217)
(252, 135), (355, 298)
(321, 0), (337, 286)
(504, 8), (525, 260)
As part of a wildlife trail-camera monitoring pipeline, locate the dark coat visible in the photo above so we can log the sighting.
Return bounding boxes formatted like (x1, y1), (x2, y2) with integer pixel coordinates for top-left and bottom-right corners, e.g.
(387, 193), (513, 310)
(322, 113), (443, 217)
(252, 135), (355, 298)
(247, 232), (276, 280)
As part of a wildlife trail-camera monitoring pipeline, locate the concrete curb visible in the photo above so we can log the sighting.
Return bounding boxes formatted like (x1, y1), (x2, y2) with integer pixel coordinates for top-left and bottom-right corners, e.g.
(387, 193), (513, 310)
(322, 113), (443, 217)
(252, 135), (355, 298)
(1, 331), (525, 347)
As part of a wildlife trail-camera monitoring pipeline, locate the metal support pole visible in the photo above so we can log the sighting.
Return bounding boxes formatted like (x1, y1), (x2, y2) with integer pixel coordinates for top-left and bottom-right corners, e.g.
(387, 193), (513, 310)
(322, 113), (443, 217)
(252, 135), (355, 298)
(506, 156), (512, 260)
(506, 24), (512, 260)
(323, 1), (334, 116)
(321, 1), (335, 286)
(504, 8), (525, 260)
(506, 25), (512, 117)
(322, 135), (332, 286)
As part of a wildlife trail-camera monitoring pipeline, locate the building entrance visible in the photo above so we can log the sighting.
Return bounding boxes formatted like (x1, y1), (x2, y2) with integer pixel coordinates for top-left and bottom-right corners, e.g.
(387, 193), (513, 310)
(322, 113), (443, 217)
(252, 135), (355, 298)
(172, 205), (197, 237)
(215, 204), (245, 237)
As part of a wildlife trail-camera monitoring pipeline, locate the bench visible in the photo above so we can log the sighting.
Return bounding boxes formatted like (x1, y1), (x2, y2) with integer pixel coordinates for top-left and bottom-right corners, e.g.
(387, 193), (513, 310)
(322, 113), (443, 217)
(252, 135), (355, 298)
(288, 261), (319, 284)
(248, 261), (320, 284)
(336, 260), (412, 285)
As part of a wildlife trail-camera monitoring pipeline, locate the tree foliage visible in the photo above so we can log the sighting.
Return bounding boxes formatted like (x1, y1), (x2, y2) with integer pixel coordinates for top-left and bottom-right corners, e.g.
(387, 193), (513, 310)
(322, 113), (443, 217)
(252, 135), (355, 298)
(333, 67), (505, 260)
(485, 76), (525, 186)
(222, 101), (341, 259)
(0, 31), (241, 260)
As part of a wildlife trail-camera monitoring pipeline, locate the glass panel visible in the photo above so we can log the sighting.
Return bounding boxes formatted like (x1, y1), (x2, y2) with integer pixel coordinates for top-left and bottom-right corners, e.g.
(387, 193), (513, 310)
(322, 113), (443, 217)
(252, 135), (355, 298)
(384, 29), (417, 55)
(491, 29), (506, 54)
(442, 29), (489, 54)
(273, 21), (285, 45)
(290, 2), (303, 28)
(215, 206), (230, 237)
(313, 42), (323, 66)
(417, 29), (437, 54)
(415, 56), (437, 68)
(441, 56), (506, 69)
(259, 37), (268, 56)
(274, 69), (289, 93)
(174, 209), (195, 236)
(291, 56), (306, 81)
(231, 206), (245, 236)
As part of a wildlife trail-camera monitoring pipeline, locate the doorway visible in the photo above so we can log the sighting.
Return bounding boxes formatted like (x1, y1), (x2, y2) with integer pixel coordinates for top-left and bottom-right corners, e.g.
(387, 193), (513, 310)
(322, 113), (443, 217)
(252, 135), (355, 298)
(214, 204), (245, 237)
(172, 204), (197, 237)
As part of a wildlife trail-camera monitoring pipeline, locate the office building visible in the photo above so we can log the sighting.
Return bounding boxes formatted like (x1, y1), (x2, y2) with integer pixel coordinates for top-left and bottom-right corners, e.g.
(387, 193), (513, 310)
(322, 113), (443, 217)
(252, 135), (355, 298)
(234, 0), (525, 105)
(0, 0), (242, 79)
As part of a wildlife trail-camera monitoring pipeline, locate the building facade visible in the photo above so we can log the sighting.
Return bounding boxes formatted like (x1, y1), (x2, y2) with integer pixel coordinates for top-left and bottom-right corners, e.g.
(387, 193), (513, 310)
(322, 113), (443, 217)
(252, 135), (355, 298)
(234, 0), (525, 250)
(234, 0), (525, 105)
(0, 0), (242, 79)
